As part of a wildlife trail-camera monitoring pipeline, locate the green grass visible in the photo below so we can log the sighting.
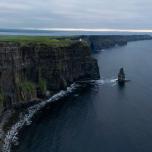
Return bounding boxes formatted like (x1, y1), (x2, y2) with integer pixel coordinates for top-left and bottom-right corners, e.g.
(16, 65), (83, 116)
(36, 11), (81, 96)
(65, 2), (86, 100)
(0, 90), (4, 112)
(38, 79), (47, 95)
(0, 35), (74, 47)
(18, 80), (36, 101)
(19, 81), (35, 94)
(0, 90), (4, 104)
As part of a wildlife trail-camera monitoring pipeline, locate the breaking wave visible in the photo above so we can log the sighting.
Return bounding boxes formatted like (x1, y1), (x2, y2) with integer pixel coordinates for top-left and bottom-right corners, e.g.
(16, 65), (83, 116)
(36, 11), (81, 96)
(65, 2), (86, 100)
(2, 79), (117, 152)
(95, 78), (117, 86)
(2, 83), (79, 152)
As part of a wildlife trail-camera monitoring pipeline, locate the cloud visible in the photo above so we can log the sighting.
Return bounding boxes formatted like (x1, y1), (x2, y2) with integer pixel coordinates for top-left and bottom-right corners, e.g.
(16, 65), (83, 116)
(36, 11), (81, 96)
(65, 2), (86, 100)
(0, 0), (152, 29)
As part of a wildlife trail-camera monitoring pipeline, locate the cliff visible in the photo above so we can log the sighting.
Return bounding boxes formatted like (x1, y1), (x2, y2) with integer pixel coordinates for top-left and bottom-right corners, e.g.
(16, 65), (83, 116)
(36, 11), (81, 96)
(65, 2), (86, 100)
(0, 34), (151, 115)
(0, 40), (100, 114)
(76, 35), (152, 51)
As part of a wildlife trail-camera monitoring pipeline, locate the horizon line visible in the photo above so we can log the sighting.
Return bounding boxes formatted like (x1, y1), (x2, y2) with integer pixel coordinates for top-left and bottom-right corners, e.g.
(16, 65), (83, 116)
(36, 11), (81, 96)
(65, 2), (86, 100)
(1, 28), (152, 33)
(21, 28), (152, 33)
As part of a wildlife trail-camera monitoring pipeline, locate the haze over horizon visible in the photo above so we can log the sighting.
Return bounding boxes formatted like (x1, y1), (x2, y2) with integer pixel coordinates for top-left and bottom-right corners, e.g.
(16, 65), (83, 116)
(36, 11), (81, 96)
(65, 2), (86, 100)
(0, 0), (152, 31)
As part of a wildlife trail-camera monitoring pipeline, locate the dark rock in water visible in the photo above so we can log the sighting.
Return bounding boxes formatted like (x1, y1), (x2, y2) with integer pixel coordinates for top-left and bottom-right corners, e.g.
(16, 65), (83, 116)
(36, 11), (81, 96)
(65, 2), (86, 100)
(118, 68), (125, 85)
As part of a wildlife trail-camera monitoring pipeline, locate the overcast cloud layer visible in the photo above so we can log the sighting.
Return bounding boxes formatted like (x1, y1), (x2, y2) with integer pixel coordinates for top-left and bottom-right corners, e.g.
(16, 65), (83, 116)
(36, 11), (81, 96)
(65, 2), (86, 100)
(0, 0), (152, 30)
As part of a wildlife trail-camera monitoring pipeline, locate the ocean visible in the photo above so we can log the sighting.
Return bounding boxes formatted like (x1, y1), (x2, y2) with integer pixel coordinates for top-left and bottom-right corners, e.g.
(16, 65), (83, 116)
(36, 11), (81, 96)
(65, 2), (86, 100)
(11, 39), (152, 152)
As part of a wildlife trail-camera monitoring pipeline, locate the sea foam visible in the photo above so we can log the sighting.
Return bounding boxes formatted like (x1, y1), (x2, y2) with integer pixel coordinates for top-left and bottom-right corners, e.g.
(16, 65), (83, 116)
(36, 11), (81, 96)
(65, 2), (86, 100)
(2, 83), (78, 152)
(95, 78), (117, 85)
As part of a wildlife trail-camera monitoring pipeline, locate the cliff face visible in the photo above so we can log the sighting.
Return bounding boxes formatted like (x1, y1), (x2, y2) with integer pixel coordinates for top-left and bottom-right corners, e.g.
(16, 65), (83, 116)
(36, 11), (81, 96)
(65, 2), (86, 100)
(0, 41), (100, 113)
(76, 35), (152, 51)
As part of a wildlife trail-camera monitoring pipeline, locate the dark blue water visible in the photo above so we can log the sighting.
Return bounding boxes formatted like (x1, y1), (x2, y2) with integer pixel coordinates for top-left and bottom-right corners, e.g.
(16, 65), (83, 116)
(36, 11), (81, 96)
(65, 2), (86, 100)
(13, 40), (152, 152)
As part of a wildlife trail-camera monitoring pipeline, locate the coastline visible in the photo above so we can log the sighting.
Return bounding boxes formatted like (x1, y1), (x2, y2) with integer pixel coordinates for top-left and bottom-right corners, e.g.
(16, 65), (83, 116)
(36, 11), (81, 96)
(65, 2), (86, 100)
(0, 36), (100, 152)
(0, 83), (79, 152)
(0, 36), (151, 152)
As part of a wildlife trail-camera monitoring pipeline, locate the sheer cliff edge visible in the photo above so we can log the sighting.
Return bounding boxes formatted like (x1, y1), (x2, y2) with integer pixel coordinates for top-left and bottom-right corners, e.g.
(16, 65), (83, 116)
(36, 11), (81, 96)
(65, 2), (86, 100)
(0, 40), (100, 114)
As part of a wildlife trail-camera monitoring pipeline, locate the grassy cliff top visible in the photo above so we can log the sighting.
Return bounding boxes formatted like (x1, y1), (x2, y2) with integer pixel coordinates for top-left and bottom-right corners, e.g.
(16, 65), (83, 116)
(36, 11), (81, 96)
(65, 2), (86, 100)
(0, 36), (75, 47)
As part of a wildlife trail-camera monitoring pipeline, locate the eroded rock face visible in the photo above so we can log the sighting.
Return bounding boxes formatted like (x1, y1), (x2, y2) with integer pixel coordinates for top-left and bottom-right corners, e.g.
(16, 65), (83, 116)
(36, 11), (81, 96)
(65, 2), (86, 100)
(0, 41), (100, 112)
(76, 35), (152, 52)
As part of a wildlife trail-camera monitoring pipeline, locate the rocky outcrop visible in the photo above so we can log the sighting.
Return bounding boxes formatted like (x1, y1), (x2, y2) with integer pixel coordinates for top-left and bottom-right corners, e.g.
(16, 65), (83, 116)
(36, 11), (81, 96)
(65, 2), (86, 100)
(0, 41), (100, 114)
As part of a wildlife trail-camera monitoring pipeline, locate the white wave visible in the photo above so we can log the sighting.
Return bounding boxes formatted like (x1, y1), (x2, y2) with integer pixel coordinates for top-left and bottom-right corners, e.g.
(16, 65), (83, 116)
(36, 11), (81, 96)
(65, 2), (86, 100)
(95, 78), (117, 85)
(110, 78), (118, 83)
(2, 83), (79, 152)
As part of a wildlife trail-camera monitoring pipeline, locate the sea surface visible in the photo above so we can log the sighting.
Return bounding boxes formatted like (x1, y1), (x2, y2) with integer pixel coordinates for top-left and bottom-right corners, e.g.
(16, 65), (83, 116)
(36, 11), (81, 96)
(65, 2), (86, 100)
(0, 29), (151, 36)
(13, 40), (152, 152)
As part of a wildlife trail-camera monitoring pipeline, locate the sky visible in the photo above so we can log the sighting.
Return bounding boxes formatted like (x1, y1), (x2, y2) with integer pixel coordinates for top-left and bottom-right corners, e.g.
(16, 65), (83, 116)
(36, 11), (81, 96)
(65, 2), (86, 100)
(0, 0), (152, 31)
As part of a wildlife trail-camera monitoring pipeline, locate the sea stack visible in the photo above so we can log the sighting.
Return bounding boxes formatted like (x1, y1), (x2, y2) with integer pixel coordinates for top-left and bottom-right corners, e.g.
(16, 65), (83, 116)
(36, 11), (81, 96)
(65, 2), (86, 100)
(118, 68), (125, 85)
